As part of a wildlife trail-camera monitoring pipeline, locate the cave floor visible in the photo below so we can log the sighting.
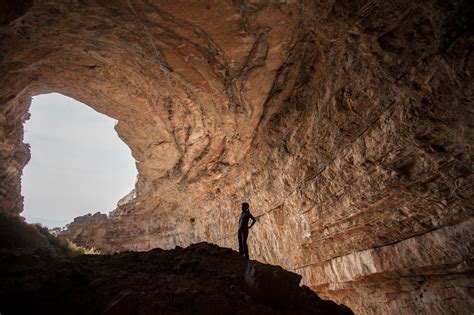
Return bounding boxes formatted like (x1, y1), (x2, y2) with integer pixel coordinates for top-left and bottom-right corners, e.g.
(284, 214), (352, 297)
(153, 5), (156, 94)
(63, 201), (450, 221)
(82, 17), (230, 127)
(0, 242), (352, 315)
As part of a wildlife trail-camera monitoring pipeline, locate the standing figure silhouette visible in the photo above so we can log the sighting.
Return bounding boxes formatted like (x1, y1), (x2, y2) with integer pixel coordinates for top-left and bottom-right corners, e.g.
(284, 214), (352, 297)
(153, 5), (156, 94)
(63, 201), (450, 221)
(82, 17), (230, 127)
(238, 202), (256, 259)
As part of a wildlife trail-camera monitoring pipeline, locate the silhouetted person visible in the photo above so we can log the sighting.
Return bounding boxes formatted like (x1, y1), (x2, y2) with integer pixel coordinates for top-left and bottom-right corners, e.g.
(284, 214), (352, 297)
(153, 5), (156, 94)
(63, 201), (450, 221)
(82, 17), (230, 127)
(238, 202), (256, 259)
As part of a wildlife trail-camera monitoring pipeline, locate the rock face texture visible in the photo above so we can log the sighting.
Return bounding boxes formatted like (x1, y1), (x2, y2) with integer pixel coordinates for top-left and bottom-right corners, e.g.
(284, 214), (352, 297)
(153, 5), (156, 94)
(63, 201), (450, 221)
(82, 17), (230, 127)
(0, 0), (473, 314)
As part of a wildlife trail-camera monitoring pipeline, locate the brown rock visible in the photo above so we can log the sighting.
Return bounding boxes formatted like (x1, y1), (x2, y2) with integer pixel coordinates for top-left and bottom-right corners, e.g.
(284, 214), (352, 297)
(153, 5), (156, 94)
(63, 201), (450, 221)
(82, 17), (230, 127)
(0, 242), (348, 314)
(245, 260), (302, 306)
(102, 290), (138, 315)
(0, 0), (473, 314)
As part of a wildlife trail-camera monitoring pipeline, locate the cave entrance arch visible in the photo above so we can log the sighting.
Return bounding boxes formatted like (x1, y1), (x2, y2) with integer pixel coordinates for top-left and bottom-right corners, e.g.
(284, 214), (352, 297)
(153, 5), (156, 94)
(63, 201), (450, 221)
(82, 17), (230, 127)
(21, 93), (137, 228)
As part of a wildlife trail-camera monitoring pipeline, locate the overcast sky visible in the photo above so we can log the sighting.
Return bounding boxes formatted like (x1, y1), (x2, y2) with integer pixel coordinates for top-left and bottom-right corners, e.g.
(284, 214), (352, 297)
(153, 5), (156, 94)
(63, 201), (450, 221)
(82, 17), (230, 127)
(21, 93), (137, 228)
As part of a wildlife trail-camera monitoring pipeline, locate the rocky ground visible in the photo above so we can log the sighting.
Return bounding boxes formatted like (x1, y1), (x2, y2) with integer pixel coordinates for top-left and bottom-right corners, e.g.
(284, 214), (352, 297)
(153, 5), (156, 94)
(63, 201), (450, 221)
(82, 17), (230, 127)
(0, 242), (352, 315)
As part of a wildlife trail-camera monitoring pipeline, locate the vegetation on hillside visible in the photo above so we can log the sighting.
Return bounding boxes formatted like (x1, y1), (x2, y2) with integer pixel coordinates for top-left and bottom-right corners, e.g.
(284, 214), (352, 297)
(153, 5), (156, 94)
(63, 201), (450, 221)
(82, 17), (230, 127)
(0, 212), (99, 255)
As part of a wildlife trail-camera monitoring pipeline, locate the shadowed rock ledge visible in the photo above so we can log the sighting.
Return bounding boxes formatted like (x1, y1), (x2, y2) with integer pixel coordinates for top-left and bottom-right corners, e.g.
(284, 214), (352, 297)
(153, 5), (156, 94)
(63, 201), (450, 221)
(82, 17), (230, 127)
(0, 242), (353, 315)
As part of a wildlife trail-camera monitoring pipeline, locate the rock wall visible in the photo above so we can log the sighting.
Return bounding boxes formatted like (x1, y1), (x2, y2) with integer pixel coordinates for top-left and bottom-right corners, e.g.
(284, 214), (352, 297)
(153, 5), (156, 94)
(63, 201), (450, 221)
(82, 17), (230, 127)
(1, 0), (473, 314)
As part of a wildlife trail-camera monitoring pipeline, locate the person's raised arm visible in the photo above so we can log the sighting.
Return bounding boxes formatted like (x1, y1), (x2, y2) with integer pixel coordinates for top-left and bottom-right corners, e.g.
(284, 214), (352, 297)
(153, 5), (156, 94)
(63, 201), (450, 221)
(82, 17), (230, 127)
(248, 213), (257, 229)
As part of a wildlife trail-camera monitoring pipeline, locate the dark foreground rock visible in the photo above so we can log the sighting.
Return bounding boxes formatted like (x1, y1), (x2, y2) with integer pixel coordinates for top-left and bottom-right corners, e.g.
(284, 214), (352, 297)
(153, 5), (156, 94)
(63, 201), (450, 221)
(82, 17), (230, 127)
(0, 242), (352, 315)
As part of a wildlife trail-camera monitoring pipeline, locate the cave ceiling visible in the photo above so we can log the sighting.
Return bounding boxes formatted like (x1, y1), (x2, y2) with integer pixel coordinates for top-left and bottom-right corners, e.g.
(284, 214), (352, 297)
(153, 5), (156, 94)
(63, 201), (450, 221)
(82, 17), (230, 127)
(0, 0), (473, 314)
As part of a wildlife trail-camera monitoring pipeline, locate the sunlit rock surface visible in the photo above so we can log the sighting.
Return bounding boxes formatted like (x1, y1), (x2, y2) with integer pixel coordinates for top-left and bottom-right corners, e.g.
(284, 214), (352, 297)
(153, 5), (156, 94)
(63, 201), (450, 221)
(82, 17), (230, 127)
(0, 0), (473, 314)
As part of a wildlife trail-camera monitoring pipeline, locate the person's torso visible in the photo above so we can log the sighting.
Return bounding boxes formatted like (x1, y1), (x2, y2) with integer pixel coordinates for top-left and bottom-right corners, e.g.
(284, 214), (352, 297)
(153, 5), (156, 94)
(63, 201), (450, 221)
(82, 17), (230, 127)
(239, 211), (251, 230)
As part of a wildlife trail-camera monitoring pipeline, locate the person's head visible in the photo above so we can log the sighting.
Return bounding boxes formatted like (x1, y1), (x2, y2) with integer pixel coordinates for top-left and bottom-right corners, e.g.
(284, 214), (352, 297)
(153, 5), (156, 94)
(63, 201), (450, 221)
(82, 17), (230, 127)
(241, 202), (249, 212)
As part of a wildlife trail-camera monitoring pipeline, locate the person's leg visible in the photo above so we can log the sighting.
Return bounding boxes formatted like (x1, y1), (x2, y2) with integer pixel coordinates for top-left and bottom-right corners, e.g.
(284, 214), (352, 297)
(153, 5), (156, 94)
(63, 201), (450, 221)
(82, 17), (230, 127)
(242, 230), (249, 259)
(238, 230), (244, 255)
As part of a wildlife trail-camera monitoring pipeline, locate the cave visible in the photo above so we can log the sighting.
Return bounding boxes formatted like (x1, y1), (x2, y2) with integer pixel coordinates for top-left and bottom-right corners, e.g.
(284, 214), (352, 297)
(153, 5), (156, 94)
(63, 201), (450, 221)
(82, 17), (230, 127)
(0, 0), (473, 314)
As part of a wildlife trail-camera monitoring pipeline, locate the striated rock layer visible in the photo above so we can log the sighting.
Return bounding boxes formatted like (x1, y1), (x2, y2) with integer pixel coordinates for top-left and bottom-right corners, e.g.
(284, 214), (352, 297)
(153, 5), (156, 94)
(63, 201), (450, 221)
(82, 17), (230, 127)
(0, 0), (473, 314)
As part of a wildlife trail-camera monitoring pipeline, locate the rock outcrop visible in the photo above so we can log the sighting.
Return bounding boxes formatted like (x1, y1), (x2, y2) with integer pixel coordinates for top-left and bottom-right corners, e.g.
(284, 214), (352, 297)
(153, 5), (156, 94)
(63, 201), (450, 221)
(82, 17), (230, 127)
(0, 242), (353, 314)
(0, 0), (473, 314)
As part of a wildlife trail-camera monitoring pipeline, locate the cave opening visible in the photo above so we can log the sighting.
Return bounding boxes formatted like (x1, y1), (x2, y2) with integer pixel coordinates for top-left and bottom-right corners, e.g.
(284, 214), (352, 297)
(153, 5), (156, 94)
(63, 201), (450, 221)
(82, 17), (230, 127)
(21, 93), (137, 228)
